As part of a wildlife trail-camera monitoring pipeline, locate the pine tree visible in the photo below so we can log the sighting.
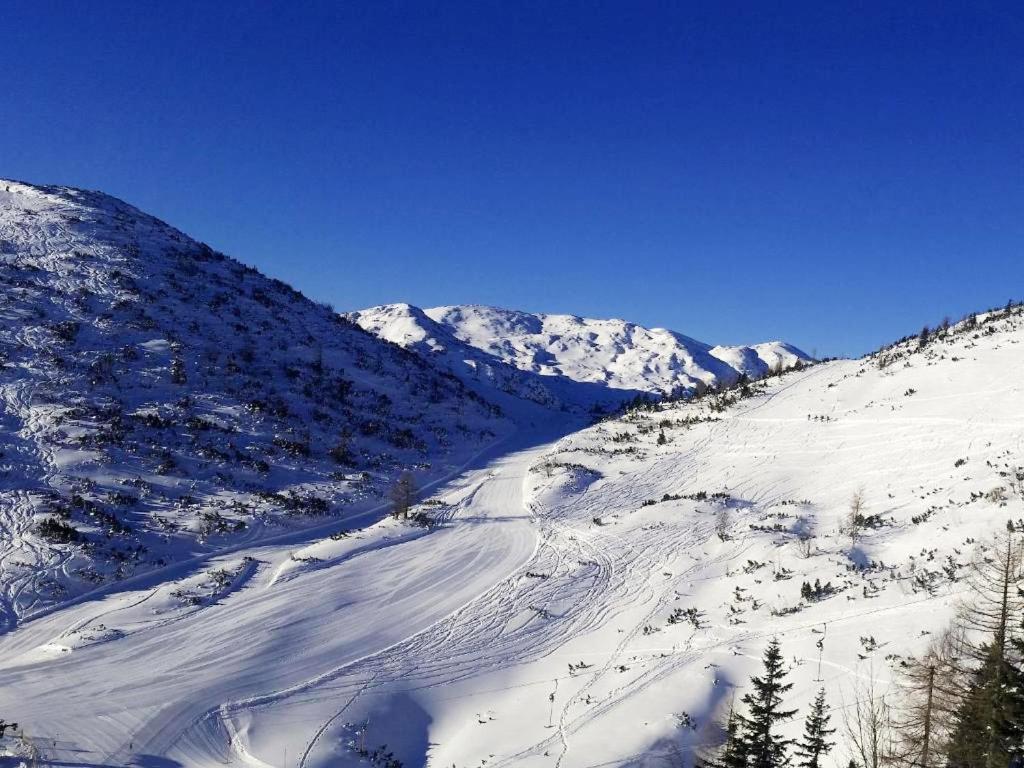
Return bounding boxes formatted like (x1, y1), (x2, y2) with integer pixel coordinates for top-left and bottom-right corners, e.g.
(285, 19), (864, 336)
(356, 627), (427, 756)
(737, 638), (798, 768)
(794, 688), (835, 768)
(946, 643), (1024, 768)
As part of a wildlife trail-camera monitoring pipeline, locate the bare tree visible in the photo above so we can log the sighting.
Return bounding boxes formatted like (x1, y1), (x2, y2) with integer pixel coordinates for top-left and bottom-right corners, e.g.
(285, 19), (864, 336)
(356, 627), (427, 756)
(845, 488), (867, 547)
(388, 470), (417, 520)
(959, 525), (1024, 660)
(1008, 466), (1024, 505)
(891, 626), (967, 767)
(843, 674), (896, 768)
(715, 507), (732, 541)
(795, 535), (814, 559)
(793, 515), (815, 559)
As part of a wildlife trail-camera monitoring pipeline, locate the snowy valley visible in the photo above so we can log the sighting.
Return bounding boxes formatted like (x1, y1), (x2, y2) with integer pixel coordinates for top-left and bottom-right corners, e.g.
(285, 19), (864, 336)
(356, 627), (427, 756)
(0, 180), (1022, 768)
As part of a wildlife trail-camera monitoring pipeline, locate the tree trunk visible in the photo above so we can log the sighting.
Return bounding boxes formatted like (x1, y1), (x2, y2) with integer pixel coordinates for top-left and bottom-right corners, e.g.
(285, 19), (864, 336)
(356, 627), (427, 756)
(921, 664), (934, 768)
(987, 536), (1013, 768)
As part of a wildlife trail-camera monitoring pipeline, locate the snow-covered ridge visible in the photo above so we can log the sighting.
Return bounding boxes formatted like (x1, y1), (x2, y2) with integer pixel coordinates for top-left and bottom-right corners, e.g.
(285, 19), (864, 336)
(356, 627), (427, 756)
(0, 179), (511, 624)
(347, 302), (812, 410)
(345, 303), (631, 411)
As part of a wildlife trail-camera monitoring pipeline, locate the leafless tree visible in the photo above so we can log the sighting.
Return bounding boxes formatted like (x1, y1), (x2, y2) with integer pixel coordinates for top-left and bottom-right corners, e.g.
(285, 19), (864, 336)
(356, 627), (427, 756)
(890, 626), (967, 767)
(715, 507), (732, 541)
(792, 515), (815, 558)
(959, 526), (1024, 660)
(388, 470), (417, 519)
(955, 524), (1024, 765)
(845, 487), (867, 547)
(843, 674), (896, 768)
(797, 534), (815, 559)
(1008, 466), (1024, 505)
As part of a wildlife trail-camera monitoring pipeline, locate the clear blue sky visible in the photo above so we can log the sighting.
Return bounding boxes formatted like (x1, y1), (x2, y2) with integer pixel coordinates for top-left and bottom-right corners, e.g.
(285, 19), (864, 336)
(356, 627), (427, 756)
(3, 1), (1022, 357)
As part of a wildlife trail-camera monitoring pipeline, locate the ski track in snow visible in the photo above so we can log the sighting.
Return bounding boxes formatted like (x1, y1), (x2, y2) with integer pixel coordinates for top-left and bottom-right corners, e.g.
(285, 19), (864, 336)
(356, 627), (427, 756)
(0, 423), (560, 765)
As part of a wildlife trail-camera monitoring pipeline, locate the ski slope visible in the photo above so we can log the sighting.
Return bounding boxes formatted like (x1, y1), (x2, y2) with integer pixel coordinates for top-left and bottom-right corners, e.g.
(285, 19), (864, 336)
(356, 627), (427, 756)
(2, 305), (1022, 767)
(0, 419), (575, 767)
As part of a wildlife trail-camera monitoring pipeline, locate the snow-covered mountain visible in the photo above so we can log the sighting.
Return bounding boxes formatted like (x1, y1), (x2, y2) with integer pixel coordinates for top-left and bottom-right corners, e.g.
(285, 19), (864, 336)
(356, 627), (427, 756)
(4, 178), (1023, 768)
(347, 302), (812, 410)
(6, 297), (1020, 768)
(0, 179), (511, 625)
(344, 303), (632, 411)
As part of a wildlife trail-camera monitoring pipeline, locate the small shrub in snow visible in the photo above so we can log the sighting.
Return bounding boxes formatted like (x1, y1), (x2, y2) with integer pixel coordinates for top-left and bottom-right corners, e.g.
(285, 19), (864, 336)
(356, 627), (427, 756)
(38, 518), (82, 543)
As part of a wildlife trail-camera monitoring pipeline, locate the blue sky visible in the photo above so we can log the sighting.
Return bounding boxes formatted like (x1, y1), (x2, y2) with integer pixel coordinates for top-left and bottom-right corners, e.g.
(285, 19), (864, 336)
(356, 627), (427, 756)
(3, 1), (1022, 357)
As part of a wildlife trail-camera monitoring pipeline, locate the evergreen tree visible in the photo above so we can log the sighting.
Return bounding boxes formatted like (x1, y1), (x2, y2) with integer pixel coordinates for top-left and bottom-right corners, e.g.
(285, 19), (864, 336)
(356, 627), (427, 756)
(794, 688), (834, 768)
(946, 643), (1024, 768)
(736, 638), (797, 768)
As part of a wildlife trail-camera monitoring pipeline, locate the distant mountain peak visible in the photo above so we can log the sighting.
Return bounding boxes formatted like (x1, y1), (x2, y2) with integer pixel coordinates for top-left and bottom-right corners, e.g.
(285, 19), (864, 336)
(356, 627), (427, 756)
(348, 303), (812, 410)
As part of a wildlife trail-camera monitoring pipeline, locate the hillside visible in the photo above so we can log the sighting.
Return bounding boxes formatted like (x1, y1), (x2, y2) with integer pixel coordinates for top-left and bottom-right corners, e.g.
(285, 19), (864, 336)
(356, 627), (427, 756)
(0, 180), (512, 626)
(347, 303), (812, 411)
(385, 301), (1022, 766)
(309, 301), (1023, 767)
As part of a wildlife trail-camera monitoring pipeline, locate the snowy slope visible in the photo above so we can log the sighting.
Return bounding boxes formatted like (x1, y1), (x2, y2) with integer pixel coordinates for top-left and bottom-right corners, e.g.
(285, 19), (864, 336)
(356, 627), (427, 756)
(3, 300), (1021, 768)
(0, 179), (512, 626)
(348, 303), (812, 410)
(389, 303), (1023, 766)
